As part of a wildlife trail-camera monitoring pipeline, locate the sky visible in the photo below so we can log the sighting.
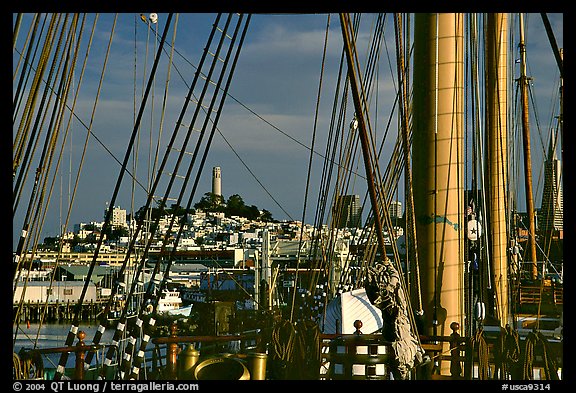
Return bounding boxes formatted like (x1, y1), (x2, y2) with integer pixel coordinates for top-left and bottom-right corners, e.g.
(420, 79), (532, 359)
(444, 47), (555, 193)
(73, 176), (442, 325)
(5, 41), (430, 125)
(12, 13), (563, 249)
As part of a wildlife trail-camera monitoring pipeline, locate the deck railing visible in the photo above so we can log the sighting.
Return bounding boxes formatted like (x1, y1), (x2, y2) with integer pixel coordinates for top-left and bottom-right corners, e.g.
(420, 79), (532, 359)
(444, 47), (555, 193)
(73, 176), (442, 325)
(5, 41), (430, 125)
(15, 318), (562, 381)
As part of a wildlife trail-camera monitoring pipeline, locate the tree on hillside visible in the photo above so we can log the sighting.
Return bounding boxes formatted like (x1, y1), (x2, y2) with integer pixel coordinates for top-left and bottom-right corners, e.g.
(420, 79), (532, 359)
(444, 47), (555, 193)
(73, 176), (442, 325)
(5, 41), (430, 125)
(260, 209), (275, 222)
(193, 192), (276, 221)
(194, 192), (225, 212)
(225, 194), (245, 216)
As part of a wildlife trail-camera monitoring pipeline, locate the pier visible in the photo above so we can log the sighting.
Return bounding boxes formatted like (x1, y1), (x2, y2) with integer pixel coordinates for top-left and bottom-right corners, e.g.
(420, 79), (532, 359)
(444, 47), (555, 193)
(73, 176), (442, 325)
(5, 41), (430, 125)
(13, 299), (121, 323)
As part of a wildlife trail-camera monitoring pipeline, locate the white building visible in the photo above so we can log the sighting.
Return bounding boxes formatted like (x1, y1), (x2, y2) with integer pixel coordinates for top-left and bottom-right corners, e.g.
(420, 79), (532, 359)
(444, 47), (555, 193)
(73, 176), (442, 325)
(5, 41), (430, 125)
(212, 166), (222, 197)
(389, 200), (403, 219)
(13, 281), (98, 304)
(111, 206), (128, 229)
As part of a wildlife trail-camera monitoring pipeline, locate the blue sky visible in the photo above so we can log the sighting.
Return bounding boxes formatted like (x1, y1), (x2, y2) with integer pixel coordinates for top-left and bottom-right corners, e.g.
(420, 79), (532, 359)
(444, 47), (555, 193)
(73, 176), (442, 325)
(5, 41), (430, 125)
(13, 13), (563, 248)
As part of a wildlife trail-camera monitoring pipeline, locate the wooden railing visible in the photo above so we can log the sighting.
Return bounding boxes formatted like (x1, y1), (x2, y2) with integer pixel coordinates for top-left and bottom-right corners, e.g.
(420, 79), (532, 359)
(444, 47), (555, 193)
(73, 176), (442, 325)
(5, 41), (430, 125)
(16, 319), (562, 381)
(15, 331), (104, 380)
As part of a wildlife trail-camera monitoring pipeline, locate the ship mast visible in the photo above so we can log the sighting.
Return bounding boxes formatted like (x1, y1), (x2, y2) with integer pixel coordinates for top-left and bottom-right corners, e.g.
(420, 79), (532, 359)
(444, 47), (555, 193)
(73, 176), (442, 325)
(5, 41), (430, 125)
(518, 13), (539, 279)
(485, 13), (510, 325)
(412, 13), (465, 375)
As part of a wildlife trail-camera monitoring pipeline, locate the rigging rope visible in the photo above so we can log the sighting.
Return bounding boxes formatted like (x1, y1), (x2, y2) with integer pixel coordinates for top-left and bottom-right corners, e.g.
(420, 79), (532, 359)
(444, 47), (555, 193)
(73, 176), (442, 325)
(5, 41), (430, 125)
(13, 349), (44, 380)
(271, 319), (296, 362)
(522, 330), (559, 380)
(124, 14), (252, 379)
(292, 319), (321, 379)
(93, 13), (226, 378)
(53, 13), (175, 380)
(494, 324), (521, 379)
(32, 13), (95, 348)
(13, 14), (59, 178)
(269, 319), (296, 379)
(394, 12), (422, 315)
(13, 14), (64, 214)
(13, 13), (37, 99)
(14, 14), (82, 335)
(471, 327), (490, 380)
(290, 13), (330, 322)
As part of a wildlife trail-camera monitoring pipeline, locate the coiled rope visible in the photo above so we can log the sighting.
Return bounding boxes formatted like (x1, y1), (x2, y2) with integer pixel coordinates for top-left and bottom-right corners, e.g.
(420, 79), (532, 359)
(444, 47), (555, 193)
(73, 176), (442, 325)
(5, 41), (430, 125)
(269, 319), (297, 379)
(495, 324), (521, 379)
(270, 318), (322, 379)
(471, 327), (489, 380)
(522, 330), (559, 380)
(13, 353), (23, 379)
(293, 320), (321, 379)
(271, 319), (296, 363)
(13, 350), (44, 379)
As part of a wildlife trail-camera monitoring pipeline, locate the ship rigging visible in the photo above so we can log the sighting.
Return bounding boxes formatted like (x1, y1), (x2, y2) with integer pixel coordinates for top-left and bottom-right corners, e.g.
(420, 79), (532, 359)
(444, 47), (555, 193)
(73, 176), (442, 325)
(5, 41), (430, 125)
(13, 12), (563, 381)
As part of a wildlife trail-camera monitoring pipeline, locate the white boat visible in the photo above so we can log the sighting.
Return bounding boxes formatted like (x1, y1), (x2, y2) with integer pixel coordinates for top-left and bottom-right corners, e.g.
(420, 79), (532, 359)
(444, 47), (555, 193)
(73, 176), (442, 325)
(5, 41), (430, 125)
(165, 305), (193, 317)
(156, 290), (184, 314)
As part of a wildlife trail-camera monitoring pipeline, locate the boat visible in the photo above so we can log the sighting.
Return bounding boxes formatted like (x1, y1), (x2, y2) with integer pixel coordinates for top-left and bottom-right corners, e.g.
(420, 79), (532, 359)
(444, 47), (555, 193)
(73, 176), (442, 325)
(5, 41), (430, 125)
(156, 290), (184, 314)
(13, 12), (563, 381)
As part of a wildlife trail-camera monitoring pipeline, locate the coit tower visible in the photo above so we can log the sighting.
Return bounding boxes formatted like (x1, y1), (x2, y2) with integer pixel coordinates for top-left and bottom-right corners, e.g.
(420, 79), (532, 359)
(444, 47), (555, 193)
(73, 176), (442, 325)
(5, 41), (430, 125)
(212, 166), (222, 197)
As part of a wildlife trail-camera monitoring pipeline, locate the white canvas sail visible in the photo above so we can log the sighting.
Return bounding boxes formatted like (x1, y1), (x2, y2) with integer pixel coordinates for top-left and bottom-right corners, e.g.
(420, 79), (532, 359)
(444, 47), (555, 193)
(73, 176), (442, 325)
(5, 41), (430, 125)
(322, 288), (383, 334)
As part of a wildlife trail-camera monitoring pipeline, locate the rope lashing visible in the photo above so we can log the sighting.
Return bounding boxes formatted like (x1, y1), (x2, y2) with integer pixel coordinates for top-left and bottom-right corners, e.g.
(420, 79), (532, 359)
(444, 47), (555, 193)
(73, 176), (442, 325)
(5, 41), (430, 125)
(472, 327), (489, 380)
(495, 324), (521, 379)
(522, 330), (559, 380)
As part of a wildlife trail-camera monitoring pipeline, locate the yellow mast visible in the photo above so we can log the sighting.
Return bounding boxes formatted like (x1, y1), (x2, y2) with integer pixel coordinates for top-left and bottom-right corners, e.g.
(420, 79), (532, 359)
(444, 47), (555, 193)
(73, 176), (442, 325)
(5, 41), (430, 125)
(412, 13), (465, 375)
(485, 13), (510, 325)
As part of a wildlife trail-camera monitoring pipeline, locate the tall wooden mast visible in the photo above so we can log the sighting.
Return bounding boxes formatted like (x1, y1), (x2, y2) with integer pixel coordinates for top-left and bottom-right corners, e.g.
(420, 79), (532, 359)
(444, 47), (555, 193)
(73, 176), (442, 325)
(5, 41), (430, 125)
(518, 13), (539, 279)
(412, 13), (465, 374)
(485, 13), (510, 325)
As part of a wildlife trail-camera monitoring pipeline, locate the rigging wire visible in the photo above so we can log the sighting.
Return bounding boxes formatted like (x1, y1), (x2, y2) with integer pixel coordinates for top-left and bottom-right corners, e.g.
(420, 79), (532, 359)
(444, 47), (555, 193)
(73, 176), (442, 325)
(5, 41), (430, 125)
(341, 10), (406, 314)
(334, 15), (413, 296)
(13, 14), (58, 177)
(31, 13), (97, 348)
(289, 13), (330, 323)
(88, 13), (227, 376)
(13, 14), (62, 210)
(14, 22), (152, 201)
(14, 13), (85, 342)
(394, 12), (422, 314)
(151, 26), (295, 221)
(13, 13), (36, 85)
(13, 13), (70, 282)
(125, 14), (251, 379)
(13, 13), (44, 125)
(119, 13), (240, 364)
(53, 13), (175, 380)
(308, 13), (360, 300)
(146, 23), (366, 182)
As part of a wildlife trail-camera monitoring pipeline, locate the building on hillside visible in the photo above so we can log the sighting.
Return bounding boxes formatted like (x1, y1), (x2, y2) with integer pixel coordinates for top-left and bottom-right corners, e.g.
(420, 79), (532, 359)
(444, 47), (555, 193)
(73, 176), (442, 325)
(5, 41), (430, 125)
(212, 166), (222, 197)
(389, 200), (403, 219)
(111, 206), (128, 229)
(333, 194), (362, 228)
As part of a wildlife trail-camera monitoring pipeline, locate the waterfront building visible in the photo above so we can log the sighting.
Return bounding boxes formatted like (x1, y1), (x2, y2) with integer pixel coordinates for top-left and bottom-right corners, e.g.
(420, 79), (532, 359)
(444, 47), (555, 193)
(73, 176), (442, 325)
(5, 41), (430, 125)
(13, 281), (98, 304)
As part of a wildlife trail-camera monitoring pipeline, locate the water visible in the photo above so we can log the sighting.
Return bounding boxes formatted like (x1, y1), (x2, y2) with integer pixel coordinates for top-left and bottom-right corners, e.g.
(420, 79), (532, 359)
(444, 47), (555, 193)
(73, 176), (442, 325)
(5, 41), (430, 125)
(13, 322), (115, 370)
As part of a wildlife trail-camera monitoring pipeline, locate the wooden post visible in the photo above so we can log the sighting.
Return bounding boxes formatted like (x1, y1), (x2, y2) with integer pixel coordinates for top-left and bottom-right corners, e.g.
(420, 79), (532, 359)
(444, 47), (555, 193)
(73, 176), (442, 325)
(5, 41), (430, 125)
(353, 320), (363, 335)
(449, 322), (462, 379)
(74, 331), (86, 380)
(166, 322), (179, 379)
